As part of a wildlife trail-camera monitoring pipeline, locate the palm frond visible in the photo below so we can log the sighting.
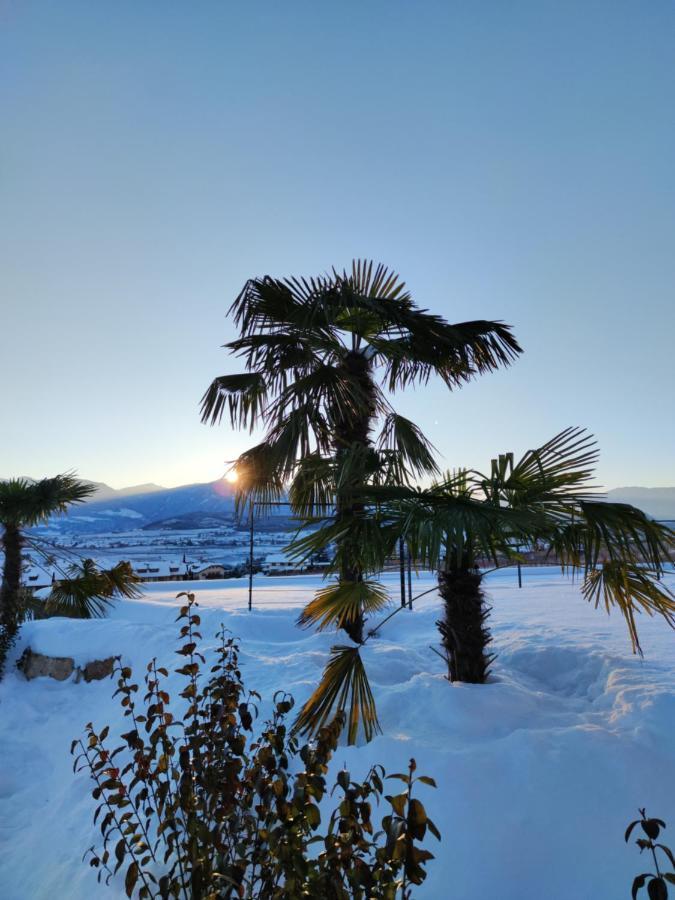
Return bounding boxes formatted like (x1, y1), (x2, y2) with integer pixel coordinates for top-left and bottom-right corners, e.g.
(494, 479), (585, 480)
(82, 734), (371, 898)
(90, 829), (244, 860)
(46, 560), (140, 619)
(497, 427), (600, 510)
(293, 645), (381, 745)
(0, 473), (96, 527)
(267, 363), (379, 434)
(550, 502), (675, 572)
(289, 454), (335, 518)
(334, 442), (381, 492)
(377, 413), (440, 480)
(347, 259), (411, 303)
(359, 478), (542, 570)
(231, 443), (286, 515)
(582, 561), (675, 654)
(297, 580), (390, 632)
(375, 318), (522, 392)
(200, 373), (268, 430)
(287, 513), (396, 577)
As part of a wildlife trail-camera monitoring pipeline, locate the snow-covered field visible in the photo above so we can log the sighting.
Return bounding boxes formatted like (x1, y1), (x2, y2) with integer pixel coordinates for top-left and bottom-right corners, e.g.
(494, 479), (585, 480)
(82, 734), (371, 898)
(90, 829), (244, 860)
(2, 567), (675, 899)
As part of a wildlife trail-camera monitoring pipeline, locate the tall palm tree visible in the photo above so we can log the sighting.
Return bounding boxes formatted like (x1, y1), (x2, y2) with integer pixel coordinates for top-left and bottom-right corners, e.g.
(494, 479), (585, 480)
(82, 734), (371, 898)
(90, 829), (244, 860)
(202, 260), (522, 644)
(407, 428), (674, 682)
(0, 473), (140, 675)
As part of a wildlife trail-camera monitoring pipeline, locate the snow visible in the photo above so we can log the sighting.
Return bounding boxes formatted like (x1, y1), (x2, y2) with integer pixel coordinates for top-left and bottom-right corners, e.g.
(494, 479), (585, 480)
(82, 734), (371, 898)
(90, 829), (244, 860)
(1, 566), (675, 899)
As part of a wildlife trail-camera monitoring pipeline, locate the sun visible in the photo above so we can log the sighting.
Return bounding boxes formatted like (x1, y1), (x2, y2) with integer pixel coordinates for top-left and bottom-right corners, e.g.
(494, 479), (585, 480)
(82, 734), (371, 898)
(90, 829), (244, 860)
(224, 470), (239, 484)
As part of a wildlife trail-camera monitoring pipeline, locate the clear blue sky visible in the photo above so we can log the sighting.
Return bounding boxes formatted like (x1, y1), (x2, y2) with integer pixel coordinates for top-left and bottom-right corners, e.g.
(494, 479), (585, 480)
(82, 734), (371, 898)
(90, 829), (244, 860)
(2, 1), (674, 489)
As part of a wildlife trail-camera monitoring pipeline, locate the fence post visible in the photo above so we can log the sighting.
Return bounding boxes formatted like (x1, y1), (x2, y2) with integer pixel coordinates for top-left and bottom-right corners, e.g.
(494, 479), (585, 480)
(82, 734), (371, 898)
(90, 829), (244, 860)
(248, 504), (254, 611)
(407, 544), (413, 609)
(399, 537), (406, 607)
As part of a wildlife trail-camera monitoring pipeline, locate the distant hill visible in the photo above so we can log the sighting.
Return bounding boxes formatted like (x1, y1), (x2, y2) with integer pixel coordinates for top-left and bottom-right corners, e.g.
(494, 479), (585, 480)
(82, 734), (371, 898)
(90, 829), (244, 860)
(31, 480), (292, 534)
(31, 481), (239, 533)
(142, 512), (235, 531)
(4, 477), (165, 503)
(606, 487), (675, 520)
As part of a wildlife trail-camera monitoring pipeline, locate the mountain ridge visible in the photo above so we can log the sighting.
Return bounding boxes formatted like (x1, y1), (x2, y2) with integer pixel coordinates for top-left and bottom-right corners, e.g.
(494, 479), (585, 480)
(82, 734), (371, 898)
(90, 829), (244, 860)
(16, 479), (675, 533)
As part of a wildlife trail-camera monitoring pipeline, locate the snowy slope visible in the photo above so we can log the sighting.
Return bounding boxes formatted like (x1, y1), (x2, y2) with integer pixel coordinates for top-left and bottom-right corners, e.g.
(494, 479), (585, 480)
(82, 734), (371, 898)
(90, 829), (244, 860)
(1, 567), (674, 899)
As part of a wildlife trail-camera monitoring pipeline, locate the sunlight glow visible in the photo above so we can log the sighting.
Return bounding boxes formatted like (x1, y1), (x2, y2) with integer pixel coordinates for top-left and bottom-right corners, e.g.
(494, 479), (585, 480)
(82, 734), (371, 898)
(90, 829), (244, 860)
(224, 470), (239, 484)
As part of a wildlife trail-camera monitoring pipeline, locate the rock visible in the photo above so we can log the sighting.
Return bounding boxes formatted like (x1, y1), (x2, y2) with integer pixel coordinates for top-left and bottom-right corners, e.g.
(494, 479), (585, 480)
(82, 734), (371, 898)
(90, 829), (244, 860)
(18, 650), (117, 683)
(81, 657), (115, 682)
(19, 649), (75, 681)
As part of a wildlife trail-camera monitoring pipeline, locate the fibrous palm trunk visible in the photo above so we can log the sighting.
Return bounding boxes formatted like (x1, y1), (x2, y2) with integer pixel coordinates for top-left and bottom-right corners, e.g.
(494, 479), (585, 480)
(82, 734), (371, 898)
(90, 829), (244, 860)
(333, 350), (377, 644)
(0, 524), (23, 673)
(437, 567), (493, 683)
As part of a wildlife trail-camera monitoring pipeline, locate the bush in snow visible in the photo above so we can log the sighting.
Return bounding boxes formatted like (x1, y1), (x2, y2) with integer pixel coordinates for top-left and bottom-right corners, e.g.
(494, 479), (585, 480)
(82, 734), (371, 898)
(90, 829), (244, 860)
(626, 809), (675, 899)
(72, 593), (441, 899)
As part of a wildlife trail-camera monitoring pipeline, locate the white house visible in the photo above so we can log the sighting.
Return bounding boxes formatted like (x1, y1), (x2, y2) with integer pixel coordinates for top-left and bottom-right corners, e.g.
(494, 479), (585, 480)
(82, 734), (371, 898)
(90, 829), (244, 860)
(261, 552), (308, 575)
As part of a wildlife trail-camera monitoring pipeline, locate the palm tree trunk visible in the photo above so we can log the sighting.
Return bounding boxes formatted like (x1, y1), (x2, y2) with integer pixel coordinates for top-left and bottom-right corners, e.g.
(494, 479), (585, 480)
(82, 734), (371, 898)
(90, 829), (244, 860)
(0, 524), (23, 672)
(334, 350), (377, 644)
(437, 567), (493, 683)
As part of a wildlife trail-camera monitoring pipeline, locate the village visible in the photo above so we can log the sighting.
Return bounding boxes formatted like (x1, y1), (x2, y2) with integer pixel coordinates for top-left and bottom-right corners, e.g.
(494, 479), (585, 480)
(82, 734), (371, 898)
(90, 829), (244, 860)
(19, 522), (333, 595)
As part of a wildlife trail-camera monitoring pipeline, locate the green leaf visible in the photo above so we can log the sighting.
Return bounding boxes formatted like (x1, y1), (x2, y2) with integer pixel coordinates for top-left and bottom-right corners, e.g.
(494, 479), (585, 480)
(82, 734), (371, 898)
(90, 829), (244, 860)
(305, 804), (321, 829)
(417, 775), (437, 788)
(125, 861), (139, 898)
(633, 875), (649, 900)
(408, 798), (427, 827)
(626, 820), (641, 843)
(386, 793), (407, 817)
(647, 876), (668, 900)
(657, 845), (675, 869)
(114, 838), (126, 873)
(427, 818), (441, 841)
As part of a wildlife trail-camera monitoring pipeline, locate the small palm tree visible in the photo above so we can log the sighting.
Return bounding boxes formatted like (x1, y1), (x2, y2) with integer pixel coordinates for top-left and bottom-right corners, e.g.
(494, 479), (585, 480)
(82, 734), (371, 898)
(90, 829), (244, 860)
(0, 474), (140, 675)
(292, 428), (674, 740)
(393, 428), (675, 683)
(201, 260), (522, 643)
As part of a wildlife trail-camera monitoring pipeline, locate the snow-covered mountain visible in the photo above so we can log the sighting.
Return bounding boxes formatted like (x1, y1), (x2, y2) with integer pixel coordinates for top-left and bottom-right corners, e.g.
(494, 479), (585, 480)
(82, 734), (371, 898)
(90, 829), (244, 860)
(20, 475), (674, 533)
(33, 481), (239, 533)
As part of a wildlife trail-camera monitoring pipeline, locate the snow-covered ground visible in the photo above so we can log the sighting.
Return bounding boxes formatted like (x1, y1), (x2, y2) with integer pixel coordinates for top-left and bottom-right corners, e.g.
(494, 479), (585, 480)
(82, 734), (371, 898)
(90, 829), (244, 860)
(2, 566), (675, 899)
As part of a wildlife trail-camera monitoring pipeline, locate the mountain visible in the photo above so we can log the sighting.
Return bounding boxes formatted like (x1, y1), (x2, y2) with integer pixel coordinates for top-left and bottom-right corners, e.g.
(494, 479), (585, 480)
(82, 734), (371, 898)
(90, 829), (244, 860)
(108, 482), (165, 498)
(27, 476), (674, 534)
(4, 477), (165, 503)
(606, 487), (675, 520)
(34, 481), (240, 533)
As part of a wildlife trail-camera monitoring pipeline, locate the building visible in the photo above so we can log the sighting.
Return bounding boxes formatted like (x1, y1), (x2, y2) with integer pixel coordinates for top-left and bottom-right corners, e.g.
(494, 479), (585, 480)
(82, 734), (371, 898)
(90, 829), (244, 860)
(133, 561), (186, 582)
(195, 564), (232, 579)
(261, 552), (308, 575)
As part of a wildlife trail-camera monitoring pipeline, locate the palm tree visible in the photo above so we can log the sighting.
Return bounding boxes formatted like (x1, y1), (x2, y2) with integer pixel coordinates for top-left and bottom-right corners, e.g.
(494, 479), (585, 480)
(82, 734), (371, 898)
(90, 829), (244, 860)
(376, 427), (675, 683)
(292, 428), (674, 740)
(0, 473), (140, 675)
(201, 260), (522, 644)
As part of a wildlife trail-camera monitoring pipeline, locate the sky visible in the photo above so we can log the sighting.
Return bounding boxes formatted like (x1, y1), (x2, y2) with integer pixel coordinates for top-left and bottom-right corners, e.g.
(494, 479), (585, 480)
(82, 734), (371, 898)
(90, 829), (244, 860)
(2, 1), (674, 490)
